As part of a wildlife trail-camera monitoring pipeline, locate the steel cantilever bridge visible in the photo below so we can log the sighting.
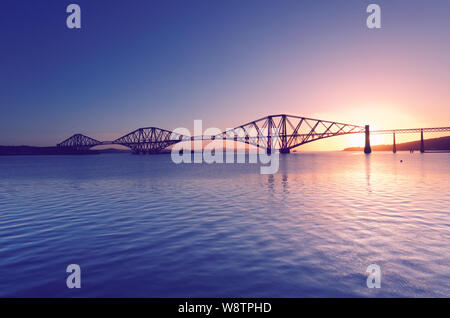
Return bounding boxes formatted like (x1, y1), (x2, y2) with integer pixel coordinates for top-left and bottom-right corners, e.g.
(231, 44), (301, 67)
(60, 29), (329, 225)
(57, 114), (450, 154)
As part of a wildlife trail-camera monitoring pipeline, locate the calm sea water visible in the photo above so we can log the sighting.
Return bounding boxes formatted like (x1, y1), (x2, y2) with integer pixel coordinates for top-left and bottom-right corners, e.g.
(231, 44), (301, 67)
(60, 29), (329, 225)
(0, 152), (448, 297)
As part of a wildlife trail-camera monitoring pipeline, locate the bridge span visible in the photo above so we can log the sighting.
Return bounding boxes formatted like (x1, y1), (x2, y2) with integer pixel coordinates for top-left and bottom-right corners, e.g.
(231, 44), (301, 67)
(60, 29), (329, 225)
(57, 114), (450, 154)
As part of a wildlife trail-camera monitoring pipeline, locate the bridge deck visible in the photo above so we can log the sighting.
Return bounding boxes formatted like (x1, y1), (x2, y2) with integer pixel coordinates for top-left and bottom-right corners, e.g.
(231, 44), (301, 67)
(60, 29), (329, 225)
(371, 127), (450, 134)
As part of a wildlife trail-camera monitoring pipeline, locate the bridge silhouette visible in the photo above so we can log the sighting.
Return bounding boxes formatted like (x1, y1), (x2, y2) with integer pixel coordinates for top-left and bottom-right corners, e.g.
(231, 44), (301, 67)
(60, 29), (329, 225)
(57, 114), (450, 154)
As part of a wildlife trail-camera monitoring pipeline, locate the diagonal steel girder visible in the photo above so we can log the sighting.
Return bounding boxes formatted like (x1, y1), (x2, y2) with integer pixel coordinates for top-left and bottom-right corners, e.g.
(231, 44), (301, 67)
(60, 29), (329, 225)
(112, 127), (187, 153)
(57, 134), (102, 150)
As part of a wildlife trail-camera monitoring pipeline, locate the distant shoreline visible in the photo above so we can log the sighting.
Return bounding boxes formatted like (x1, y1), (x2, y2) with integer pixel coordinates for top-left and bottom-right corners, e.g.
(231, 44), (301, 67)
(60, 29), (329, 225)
(1, 135), (449, 156)
(0, 146), (131, 156)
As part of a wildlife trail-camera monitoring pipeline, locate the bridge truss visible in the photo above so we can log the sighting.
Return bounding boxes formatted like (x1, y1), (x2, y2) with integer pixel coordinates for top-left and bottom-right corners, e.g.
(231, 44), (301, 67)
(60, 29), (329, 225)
(57, 115), (449, 154)
(57, 134), (102, 151)
(57, 115), (365, 154)
(370, 126), (450, 153)
(213, 115), (365, 153)
(112, 127), (186, 154)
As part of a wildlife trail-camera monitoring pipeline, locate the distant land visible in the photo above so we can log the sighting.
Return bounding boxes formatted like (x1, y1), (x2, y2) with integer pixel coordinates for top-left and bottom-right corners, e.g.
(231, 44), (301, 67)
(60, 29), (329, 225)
(344, 136), (450, 152)
(0, 146), (131, 156)
(1, 135), (449, 155)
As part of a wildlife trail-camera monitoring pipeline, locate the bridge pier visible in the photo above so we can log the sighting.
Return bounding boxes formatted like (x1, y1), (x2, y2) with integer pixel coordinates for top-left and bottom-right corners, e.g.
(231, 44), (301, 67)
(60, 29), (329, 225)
(393, 132), (397, 153)
(234, 136), (238, 159)
(280, 148), (290, 154)
(364, 125), (372, 154)
(420, 129), (425, 153)
(267, 116), (272, 155)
